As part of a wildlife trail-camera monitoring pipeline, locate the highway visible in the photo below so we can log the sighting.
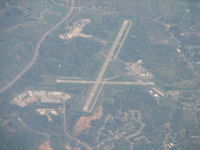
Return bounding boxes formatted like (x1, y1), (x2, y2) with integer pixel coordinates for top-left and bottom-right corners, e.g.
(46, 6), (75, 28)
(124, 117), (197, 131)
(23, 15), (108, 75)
(82, 20), (132, 112)
(56, 79), (154, 85)
(0, 0), (75, 94)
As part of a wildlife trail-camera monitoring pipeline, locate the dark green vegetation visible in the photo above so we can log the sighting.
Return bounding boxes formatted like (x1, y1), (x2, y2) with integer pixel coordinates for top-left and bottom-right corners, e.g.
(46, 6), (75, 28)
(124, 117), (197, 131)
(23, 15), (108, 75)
(0, 0), (200, 150)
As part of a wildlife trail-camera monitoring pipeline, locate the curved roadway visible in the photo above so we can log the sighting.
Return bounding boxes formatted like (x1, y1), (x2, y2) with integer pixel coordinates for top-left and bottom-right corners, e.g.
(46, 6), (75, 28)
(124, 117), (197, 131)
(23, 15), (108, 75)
(0, 0), (75, 94)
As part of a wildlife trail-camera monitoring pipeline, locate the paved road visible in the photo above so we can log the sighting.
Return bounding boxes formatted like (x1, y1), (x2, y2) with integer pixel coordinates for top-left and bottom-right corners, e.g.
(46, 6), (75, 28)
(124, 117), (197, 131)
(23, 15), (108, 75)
(0, 0), (75, 94)
(56, 79), (154, 85)
(63, 101), (92, 150)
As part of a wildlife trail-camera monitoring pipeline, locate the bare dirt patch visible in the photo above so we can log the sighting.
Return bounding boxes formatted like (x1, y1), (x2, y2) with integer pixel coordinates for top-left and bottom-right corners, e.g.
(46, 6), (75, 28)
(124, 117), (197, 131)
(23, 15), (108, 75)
(38, 140), (53, 150)
(74, 105), (103, 135)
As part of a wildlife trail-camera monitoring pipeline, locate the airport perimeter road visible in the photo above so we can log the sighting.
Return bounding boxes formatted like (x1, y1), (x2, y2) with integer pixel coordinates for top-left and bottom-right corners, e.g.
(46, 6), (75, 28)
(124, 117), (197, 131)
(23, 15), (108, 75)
(56, 79), (154, 86)
(0, 0), (75, 94)
(82, 20), (132, 112)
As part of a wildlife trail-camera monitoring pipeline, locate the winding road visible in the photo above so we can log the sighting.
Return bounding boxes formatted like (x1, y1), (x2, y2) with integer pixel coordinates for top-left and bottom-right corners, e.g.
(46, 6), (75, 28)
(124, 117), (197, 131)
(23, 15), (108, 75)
(0, 0), (75, 94)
